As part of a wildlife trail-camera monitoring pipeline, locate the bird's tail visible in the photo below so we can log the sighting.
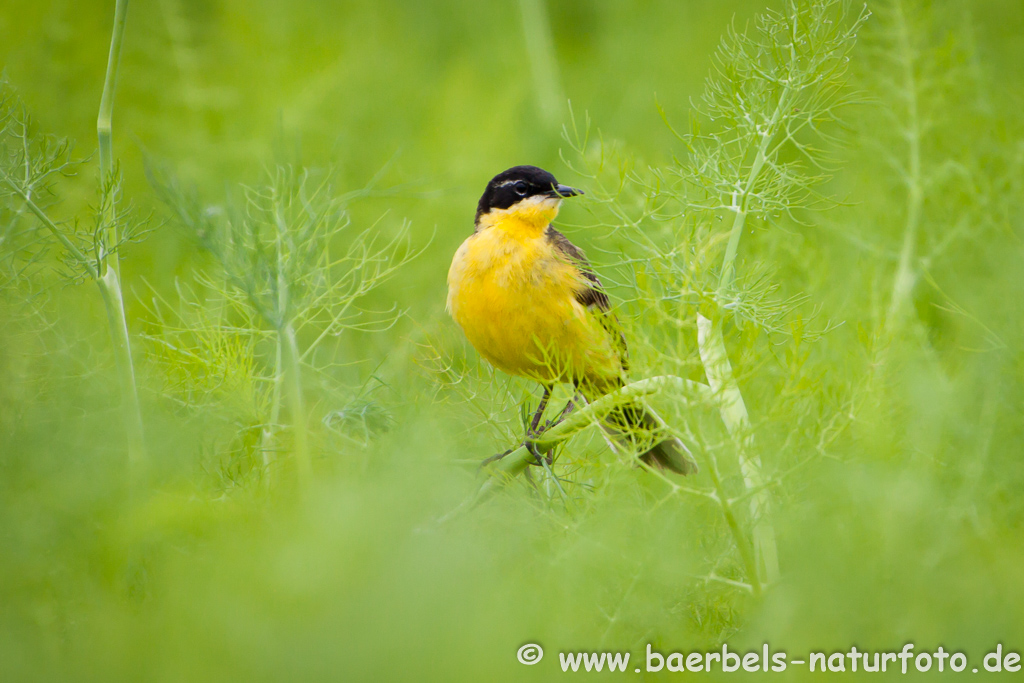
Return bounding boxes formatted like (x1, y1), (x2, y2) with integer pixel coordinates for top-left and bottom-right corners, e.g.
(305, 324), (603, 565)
(601, 402), (698, 476)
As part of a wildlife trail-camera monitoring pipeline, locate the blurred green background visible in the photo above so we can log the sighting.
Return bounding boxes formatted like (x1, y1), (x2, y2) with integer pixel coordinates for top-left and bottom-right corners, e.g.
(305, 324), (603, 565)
(2, 0), (1023, 680)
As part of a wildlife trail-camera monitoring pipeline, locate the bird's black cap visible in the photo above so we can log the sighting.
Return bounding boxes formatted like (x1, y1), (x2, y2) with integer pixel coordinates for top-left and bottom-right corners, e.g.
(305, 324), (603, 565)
(475, 165), (582, 223)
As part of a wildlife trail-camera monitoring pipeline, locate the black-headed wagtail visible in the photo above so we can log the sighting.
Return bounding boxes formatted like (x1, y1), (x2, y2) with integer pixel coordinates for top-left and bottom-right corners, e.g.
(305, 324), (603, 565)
(447, 165), (696, 475)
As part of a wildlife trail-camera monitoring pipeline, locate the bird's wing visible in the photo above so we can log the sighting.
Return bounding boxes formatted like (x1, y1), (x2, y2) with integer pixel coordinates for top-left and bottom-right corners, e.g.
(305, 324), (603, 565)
(545, 226), (629, 371)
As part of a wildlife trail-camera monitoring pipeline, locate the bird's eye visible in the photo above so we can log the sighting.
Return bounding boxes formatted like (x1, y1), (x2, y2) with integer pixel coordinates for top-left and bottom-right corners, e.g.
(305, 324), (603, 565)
(514, 181), (529, 196)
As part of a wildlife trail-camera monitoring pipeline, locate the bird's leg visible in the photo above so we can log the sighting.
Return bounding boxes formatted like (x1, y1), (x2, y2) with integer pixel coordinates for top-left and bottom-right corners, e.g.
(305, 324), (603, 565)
(523, 385), (553, 467)
(526, 385), (552, 439)
(525, 391), (583, 468)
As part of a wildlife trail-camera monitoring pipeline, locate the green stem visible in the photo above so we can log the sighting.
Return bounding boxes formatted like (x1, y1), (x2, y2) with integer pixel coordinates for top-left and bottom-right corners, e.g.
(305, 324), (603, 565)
(96, 0), (145, 470)
(697, 313), (779, 588)
(98, 0), (129, 215)
(281, 323), (311, 487)
(261, 204), (291, 484)
(886, 0), (922, 327)
(718, 87), (791, 296)
(703, 446), (763, 599)
(259, 337), (283, 484)
(706, 74), (792, 592)
(718, 207), (749, 295)
(97, 267), (147, 468)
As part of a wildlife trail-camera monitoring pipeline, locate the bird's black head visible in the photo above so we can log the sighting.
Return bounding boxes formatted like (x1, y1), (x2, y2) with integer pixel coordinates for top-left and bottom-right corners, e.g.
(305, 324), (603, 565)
(474, 165), (582, 224)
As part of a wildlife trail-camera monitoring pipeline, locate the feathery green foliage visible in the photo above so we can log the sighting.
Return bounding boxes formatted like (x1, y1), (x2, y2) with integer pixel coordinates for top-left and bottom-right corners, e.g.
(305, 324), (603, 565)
(551, 0), (866, 595)
(148, 164), (417, 487)
(1, 0), (1023, 680)
(1, 2), (148, 471)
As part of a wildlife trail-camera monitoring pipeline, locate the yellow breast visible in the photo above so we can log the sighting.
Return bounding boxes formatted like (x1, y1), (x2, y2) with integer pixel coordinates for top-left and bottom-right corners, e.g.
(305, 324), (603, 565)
(446, 216), (622, 385)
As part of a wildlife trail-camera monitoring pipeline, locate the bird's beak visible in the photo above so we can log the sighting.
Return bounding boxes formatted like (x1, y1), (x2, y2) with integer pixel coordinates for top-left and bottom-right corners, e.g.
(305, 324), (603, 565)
(548, 184), (583, 198)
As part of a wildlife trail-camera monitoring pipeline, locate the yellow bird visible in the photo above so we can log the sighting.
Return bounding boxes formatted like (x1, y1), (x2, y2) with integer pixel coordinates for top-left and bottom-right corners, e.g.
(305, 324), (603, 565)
(447, 165), (696, 474)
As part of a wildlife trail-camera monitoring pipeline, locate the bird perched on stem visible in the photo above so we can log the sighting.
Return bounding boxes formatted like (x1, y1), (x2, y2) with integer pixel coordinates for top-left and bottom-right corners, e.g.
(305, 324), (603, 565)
(446, 165), (696, 475)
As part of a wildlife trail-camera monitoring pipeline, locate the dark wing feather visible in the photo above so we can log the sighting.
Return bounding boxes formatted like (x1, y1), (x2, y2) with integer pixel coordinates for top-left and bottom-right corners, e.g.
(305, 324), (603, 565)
(545, 227), (628, 371)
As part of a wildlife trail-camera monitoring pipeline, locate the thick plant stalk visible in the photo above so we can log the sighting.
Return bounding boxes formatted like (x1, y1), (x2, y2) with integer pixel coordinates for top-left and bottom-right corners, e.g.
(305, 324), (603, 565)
(697, 313), (779, 588)
(96, 0), (147, 468)
(259, 339), (283, 479)
(886, 0), (923, 327)
(98, 268), (146, 468)
(258, 213), (292, 483)
(699, 81), (794, 592)
(281, 323), (311, 487)
(701, 445), (763, 599)
(98, 0), (129, 202)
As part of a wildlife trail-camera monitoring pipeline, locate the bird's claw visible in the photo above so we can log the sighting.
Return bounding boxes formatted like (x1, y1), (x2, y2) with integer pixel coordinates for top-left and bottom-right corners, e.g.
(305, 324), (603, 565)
(480, 448), (513, 469)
